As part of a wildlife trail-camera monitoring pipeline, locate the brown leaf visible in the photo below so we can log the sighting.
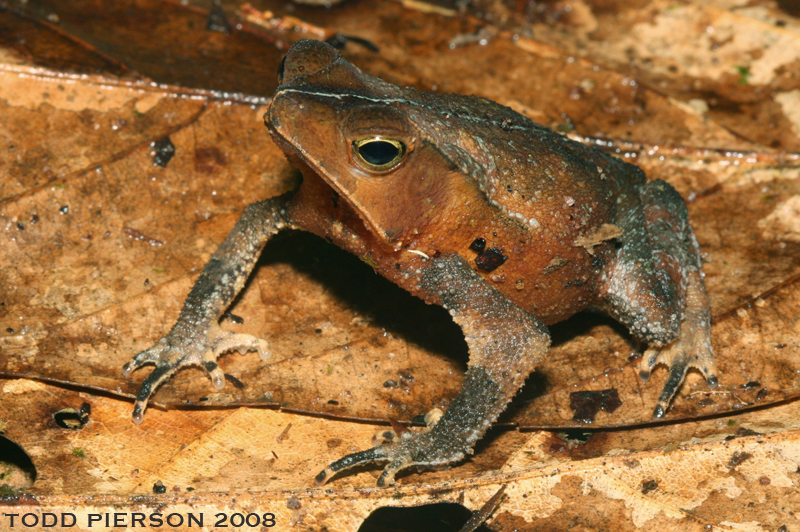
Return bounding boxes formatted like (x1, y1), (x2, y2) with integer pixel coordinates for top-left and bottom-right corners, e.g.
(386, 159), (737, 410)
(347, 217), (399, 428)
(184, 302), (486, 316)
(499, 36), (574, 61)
(2, 1), (800, 529)
(2, 0), (798, 431)
(2, 377), (800, 530)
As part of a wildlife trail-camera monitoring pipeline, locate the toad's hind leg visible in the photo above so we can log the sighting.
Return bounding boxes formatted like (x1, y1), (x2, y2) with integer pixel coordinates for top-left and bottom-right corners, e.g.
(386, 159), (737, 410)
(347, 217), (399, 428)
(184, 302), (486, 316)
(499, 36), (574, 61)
(315, 254), (550, 487)
(602, 179), (718, 418)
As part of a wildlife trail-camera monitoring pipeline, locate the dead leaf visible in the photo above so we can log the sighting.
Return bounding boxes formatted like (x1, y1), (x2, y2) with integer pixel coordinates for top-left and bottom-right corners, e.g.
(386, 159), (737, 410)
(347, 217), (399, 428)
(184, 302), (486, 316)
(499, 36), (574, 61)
(2, 1), (800, 530)
(2, 376), (800, 530)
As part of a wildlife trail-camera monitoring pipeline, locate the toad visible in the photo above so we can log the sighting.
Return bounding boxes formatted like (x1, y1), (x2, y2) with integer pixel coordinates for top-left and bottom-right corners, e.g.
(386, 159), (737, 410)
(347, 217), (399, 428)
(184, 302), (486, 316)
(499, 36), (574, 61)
(123, 40), (718, 486)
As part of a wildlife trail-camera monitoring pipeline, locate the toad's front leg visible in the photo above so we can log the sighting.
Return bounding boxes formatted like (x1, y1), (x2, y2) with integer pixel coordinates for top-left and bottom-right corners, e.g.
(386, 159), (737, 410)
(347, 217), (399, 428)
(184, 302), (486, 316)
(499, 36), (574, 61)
(315, 254), (550, 487)
(123, 194), (294, 424)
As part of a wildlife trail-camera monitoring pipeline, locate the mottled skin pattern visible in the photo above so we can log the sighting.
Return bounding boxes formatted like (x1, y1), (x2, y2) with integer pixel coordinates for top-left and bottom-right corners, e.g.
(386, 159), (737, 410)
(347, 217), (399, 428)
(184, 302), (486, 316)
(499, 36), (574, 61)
(123, 40), (718, 486)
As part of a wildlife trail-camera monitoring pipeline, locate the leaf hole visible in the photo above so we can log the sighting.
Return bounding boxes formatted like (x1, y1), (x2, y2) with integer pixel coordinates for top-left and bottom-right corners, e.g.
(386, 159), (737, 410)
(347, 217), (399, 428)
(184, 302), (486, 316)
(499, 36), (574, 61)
(0, 435), (37, 492)
(358, 502), (493, 532)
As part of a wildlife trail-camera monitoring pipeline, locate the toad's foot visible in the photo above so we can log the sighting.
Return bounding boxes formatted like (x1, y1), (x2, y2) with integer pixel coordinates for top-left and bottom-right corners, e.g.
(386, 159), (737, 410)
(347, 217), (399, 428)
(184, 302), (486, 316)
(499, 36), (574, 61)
(315, 410), (460, 487)
(604, 180), (719, 419)
(122, 324), (270, 424)
(640, 340), (718, 419)
(639, 283), (719, 419)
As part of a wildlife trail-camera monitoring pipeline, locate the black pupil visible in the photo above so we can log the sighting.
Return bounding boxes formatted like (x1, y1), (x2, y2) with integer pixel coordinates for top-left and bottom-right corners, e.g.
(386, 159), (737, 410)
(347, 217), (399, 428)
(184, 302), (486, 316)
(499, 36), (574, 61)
(358, 141), (401, 166)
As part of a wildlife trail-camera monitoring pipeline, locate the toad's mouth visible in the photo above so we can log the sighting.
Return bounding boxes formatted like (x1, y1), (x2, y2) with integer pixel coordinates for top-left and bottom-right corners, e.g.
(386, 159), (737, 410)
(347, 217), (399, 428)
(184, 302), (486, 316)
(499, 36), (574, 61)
(266, 91), (405, 243)
(294, 155), (398, 244)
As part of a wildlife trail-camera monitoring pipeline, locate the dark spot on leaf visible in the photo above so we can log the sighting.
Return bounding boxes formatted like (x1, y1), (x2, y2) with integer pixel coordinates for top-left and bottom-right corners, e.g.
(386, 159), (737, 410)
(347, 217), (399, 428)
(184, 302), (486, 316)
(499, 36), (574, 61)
(641, 479), (658, 494)
(569, 388), (622, 424)
(224, 374), (244, 389)
(152, 137), (175, 167)
(206, 1), (231, 34)
(286, 495), (301, 510)
(776, 0), (800, 17)
(195, 146), (227, 174)
(728, 450), (753, 469)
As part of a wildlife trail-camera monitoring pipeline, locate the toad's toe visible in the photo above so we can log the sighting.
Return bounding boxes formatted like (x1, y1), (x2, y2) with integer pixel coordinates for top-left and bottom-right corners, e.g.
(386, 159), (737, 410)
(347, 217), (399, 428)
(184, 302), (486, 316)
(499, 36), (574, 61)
(643, 330), (718, 419)
(315, 421), (467, 487)
(124, 325), (271, 423)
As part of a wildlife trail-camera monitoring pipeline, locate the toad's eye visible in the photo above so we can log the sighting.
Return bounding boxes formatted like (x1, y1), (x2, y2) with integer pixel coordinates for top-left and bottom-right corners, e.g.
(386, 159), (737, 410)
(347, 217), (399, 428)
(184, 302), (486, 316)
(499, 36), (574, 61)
(352, 138), (406, 172)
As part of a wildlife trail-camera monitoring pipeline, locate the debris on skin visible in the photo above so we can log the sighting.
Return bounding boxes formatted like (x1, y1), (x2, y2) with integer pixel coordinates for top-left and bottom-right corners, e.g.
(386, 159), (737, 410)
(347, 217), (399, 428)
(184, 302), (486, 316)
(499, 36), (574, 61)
(574, 223), (623, 255)
(407, 249), (431, 260)
(543, 256), (569, 274)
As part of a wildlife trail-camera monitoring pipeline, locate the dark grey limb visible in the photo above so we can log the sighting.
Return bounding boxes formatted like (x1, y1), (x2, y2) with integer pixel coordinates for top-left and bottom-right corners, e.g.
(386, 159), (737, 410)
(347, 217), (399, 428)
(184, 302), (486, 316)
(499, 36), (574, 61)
(123, 194), (294, 423)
